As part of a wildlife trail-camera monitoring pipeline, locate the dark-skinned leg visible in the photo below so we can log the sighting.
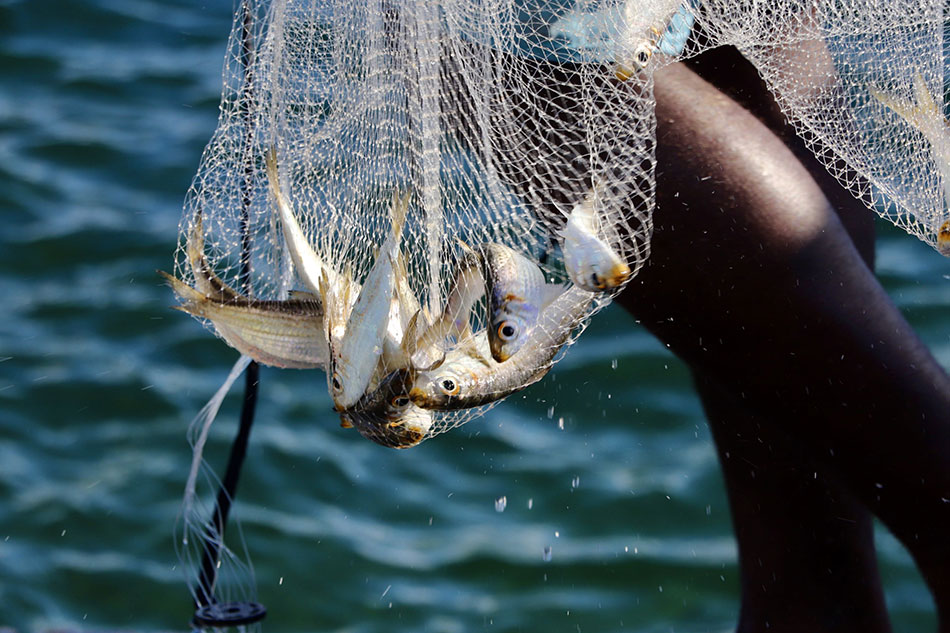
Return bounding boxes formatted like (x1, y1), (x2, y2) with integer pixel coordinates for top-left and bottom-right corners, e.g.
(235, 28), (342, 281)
(694, 372), (890, 633)
(678, 47), (890, 632)
(619, 60), (950, 629)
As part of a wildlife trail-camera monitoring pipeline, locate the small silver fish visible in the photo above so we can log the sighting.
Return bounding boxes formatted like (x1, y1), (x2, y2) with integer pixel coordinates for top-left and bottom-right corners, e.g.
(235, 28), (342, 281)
(408, 245), (485, 369)
(266, 147), (345, 293)
(162, 213), (328, 368)
(409, 286), (594, 410)
(325, 191), (410, 410)
(478, 242), (562, 362)
(339, 368), (433, 449)
(561, 179), (632, 292)
(615, 0), (683, 80)
(381, 252), (423, 372)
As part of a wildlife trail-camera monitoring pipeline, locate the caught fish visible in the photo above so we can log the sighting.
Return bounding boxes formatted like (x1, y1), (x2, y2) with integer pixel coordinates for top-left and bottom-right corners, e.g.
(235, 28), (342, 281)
(615, 0), (685, 80)
(478, 242), (563, 362)
(162, 213), (328, 369)
(339, 368), (433, 449)
(548, 0), (683, 80)
(409, 286), (594, 410)
(183, 213), (238, 303)
(408, 245), (485, 369)
(869, 73), (950, 255)
(381, 252), (423, 372)
(266, 147), (345, 292)
(164, 273), (327, 369)
(325, 190), (411, 410)
(561, 178), (632, 291)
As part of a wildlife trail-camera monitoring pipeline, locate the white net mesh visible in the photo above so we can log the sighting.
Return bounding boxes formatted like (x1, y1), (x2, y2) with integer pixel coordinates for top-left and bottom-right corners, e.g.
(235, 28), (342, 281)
(172, 0), (949, 451)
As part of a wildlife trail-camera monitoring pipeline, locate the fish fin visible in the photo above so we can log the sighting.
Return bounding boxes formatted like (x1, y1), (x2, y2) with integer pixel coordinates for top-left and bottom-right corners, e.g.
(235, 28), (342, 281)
(455, 238), (477, 256)
(393, 250), (409, 282)
(288, 289), (321, 302)
(913, 72), (940, 119)
(402, 309), (423, 359)
(159, 270), (205, 304)
(869, 84), (918, 122)
(423, 351), (447, 372)
(391, 189), (411, 237)
(339, 418), (354, 429)
(318, 268), (336, 343)
(341, 262), (356, 311)
(457, 324), (492, 367)
(185, 211), (239, 302)
(265, 147), (280, 195)
(869, 79), (944, 137)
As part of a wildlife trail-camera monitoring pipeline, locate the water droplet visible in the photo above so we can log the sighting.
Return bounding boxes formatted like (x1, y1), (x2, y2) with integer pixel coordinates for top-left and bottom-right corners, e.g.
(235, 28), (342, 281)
(557, 417), (565, 430)
(542, 546), (553, 562)
(279, 577), (284, 585)
(527, 498), (533, 509)
(624, 546), (628, 552)
(546, 406), (555, 419)
(494, 496), (507, 512)
(571, 476), (580, 489)
(60, 530), (66, 537)
(611, 358), (618, 369)
(706, 505), (712, 516)
(554, 530), (560, 538)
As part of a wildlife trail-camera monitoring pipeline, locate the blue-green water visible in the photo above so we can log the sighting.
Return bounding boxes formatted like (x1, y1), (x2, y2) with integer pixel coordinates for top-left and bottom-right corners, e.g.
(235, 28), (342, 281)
(1, 1), (948, 631)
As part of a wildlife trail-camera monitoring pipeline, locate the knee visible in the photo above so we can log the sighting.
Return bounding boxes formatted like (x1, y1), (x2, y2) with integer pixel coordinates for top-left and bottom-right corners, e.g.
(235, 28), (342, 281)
(652, 61), (836, 262)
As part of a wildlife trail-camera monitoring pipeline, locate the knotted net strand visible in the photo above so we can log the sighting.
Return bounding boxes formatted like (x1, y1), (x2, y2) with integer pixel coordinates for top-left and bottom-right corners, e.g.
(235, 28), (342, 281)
(175, 0), (949, 445)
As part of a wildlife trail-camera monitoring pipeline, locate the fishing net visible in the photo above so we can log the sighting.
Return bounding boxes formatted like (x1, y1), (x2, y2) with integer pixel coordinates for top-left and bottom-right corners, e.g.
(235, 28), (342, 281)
(170, 0), (947, 625)
(173, 0), (949, 449)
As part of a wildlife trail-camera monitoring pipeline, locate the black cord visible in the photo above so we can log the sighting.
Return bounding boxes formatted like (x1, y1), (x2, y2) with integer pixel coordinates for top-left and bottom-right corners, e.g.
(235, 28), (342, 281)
(191, 0), (265, 625)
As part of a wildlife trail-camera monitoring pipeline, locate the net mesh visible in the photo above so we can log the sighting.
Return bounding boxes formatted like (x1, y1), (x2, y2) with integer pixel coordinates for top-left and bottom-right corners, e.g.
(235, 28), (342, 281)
(174, 0), (949, 449)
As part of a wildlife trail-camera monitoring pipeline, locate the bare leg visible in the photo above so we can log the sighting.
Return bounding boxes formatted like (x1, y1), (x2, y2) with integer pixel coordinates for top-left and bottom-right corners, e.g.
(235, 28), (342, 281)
(619, 58), (950, 629)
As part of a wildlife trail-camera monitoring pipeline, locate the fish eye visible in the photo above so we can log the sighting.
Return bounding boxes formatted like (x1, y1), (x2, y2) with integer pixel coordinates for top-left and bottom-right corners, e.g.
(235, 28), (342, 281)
(331, 373), (342, 391)
(591, 272), (606, 290)
(390, 395), (410, 409)
(634, 43), (652, 68)
(496, 321), (518, 341)
(438, 377), (460, 396)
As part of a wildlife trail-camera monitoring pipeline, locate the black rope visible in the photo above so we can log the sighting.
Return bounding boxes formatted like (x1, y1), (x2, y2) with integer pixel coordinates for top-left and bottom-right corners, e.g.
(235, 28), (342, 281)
(191, 0), (265, 626)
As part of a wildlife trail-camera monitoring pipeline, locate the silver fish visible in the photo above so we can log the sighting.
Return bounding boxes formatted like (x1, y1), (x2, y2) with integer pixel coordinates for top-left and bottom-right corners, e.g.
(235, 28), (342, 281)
(615, 0), (683, 80)
(381, 252), (423, 372)
(561, 179), (632, 292)
(266, 147), (354, 293)
(162, 214), (328, 369)
(339, 368), (433, 449)
(408, 246), (484, 369)
(325, 190), (410, 409)
(478, 242), (563, 362)
(409, 286), (594, 410)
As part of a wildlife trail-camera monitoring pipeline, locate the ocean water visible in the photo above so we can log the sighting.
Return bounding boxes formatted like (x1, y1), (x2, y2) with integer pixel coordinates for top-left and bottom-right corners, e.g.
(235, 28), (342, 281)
(1, 1), (948, 631)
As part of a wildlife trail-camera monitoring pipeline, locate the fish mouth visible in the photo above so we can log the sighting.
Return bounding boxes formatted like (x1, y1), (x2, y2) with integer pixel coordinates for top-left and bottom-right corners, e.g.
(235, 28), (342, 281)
(605, 262), (632, 288)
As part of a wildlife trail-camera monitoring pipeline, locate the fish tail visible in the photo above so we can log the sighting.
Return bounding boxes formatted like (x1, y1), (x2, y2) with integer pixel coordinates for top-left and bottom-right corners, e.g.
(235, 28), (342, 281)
(869, 78), (940, 135)
(390, 189), (411, 237)
(159, 270), (206, 304)
(184, 210), (239, 301)
(265, 146), (281, 200)
(913, 72), (940, 119)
